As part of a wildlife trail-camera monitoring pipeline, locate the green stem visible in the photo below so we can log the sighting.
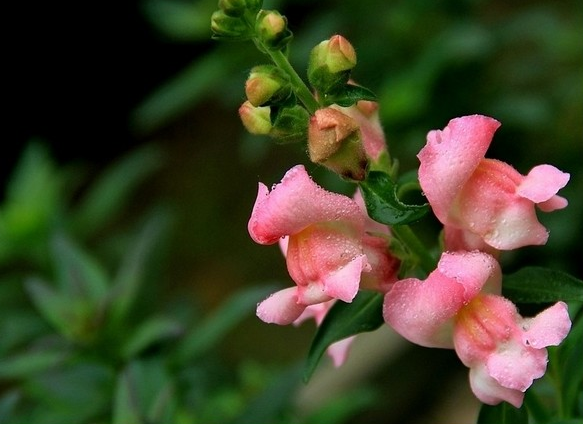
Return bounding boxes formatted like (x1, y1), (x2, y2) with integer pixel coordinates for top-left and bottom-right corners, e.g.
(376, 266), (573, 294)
(266, 49), (320, 114)
(391, 224), (436, 275)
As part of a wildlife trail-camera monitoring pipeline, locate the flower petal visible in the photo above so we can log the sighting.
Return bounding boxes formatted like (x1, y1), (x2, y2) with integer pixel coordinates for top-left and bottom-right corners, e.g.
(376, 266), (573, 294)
(256, 287), (307, 325)
(522, 301), (571, 348)
(248, 165), (363, 245)
(486, 341), (548, 392)
(469, 364), (525, 408)
(418, 115), (500, 223)
(517, 164), (570, 204)
(327, 336), (356, 367)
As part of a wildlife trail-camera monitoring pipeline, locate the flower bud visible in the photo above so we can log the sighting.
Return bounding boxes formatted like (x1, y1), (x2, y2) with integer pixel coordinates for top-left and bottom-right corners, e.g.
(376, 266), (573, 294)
(218, 0), (262, 17)
(255, 10), (293, 51)
(308, 35), (357, 93)
(245, 65), (291, 107)
(239, 101), (272, 135)
(308, 108), (368, 180)
(334, 100), (388, 165)
(211, 10), (251, 40)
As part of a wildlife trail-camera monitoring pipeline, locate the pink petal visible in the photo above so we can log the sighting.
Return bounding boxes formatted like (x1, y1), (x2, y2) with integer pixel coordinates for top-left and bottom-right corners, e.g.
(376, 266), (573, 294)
(537, 195), (569, 212)
(360, 233), (400, 293)
(443, 226), (500, 258)
(454, 295), (519, 367)
(469, 364), (525, 408)
(384, 252), (498, 348)
(418, 115), (500, 223)
(327, 336), (356, 367)
(517, 165), (570, 204)
(293, 300), (335, 326)
(248, 165), (364, 245)
(486, 341), (548, 392)
(522, 301), (571, 348)
(286, 225), (367, 303)
(321, 254), (369, 302)
(256, 287), (307, 325)
(455, 159), (549, 249)
(437, 251), (501, 298)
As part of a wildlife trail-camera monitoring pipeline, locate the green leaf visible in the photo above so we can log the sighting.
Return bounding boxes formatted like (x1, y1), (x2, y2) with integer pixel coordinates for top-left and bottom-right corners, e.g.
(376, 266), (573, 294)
(0, 349), (67, 379)
(172, 285), (274, 364)
(70, 144), (163, 239)
(502, 267), (583, 303)
(25, 277), (74, 338)
(113, 360), (175, 424)
(51, 234), (109, 302)
(0, 390), (19, 423)
(477, 402), (528, 424)
(304, 291), (384, 382)
(121, 316), (182, 359)
(108, 211), (170, 327)
(359, 171), (429, 226)
(230, 363), (303, 424)
(323, 84), (377, 107)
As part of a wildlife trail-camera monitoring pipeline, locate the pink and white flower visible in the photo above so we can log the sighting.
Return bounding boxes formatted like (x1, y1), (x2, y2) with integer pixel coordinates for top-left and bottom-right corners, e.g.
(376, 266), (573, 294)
(250, 165), (398, 326)
(383, 251), (571, 407)
(418, 115), (569, 250)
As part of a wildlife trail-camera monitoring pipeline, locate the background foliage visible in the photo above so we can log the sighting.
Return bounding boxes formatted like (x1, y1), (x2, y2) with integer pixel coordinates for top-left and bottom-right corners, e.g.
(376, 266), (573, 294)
(4, 0), (582, 422)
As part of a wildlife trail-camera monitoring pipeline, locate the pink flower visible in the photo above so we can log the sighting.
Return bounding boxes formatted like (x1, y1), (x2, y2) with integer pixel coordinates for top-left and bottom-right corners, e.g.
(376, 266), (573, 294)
(250, 165), (400, 326)
(383, 251), (571, 407)
(250, 165), (370, 325)
(418, 115), (569, 250)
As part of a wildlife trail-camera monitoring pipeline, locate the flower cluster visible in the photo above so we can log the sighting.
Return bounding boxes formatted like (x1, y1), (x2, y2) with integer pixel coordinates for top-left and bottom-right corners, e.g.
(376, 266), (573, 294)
(211, 0), (574, 411)
(249, 114), (571, 407)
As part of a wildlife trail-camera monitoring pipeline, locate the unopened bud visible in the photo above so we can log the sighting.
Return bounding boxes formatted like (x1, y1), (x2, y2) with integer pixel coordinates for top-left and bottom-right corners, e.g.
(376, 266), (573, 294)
(255, 10), (293, 50)
(308, 35), (357, 93)
(245, 65), (291, 107)
(334, 101), (387, 164)
(218, 0), (263, 17)
(308, 108), (368, 180)
(239, 101), (272, 135)
(211, 10), (251, 39)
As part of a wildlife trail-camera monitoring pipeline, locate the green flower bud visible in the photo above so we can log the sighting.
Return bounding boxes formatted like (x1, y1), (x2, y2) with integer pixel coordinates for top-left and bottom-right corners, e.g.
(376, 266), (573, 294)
(255, 10), (293, 51)
(211, 10), (251, 40)
(245, 65), (292, 107)
(308, 35), (357, 94)
(239, 101), (272, 135)
(308, 107), (368, 181)
(218, 0), (263, 17)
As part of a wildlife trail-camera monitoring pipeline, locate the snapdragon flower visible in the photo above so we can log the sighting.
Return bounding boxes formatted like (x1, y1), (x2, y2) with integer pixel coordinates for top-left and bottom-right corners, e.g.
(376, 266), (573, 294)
(418, 114), (569, 250)
(383, 251), (571, 407)
(249, 164), (398, 326)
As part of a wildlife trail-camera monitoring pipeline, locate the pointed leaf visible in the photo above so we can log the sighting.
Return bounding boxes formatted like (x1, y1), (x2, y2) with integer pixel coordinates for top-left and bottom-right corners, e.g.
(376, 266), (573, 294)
(0, 349), (67, 379)
(323, 84), (377, 107)
(109, 211), (170, 326)
(173, 285), (273, 364)
(121, 316), (182, 359)
(25, 277), (72, 337)
(70, 144), (163, 239)
(304, 291), (384, 382)
(502, 267), (583, 303)
(359, 171), (429, 225)
(51, 234), (109, 302)
(477, 402), (528, 424)
(231, 363), (303, 424)
(113, 367), (143, 424)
